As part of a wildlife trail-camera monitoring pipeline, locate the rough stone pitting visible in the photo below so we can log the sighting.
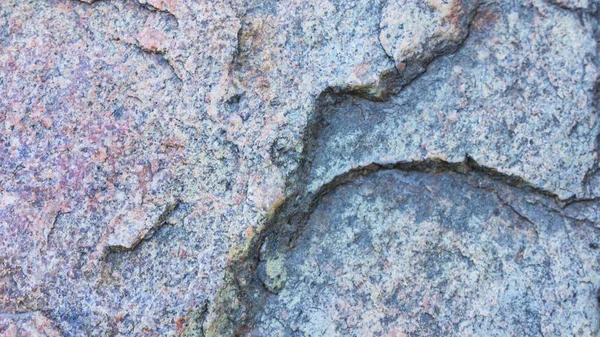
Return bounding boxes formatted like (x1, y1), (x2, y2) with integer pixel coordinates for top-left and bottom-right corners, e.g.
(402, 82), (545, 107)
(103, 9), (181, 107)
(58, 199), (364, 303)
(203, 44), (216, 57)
(137, 0), (179, 16)
(254, 169), (600, 335)
(204, 157), (600, 335)
(548, 0), (598, 11)
(308, 1), (600, 200)
(379, 0), (479, 85)
(203, 2), (600, 331)
(2, 0), (600, 335)
(104, 199), (179, 254)
(0, 311), (63, 337)
(321, 0), (480, 102)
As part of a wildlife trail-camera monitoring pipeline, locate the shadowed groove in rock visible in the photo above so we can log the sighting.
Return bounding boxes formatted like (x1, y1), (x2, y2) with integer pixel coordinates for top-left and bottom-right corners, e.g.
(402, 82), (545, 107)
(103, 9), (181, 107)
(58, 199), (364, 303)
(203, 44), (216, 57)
(204, 152), (600, 335)
(198, 2), (600, 335)
(204, 115), (600, 335)
(254, 169), (600, 336)
(308, 2), (600, 200)
(204, 82), (600, 333)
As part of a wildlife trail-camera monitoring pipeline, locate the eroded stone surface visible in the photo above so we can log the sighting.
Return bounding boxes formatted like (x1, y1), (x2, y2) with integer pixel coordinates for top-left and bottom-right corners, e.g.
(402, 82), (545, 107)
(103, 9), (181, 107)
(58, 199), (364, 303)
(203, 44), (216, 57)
(549, 0), (596, 10)
(1, 1), (241, 335)
(255, 170), (600, 336)
(0, 0), (599, 335)
(380, 0), (478, 76)
(0, 312), (63, 337)
(309, 1), (599, 200)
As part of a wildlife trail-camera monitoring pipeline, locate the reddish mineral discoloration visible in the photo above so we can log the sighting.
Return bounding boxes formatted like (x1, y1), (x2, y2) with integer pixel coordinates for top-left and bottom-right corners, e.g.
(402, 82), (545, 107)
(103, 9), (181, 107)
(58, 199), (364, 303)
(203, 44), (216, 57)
(0, 312), (62, 337)
(136, 27), (169, 54)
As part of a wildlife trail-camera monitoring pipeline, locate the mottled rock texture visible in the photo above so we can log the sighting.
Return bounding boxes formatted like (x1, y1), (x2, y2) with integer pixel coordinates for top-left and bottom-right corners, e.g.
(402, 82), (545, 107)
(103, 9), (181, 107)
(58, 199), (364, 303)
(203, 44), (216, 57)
(1, 0), (600, 336)
(255, 169), (600, 336)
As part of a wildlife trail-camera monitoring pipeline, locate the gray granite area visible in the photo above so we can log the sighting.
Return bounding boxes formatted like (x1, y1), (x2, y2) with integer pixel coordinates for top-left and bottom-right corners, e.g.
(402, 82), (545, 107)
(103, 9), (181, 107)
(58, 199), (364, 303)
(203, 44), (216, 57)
(255, 169), (600, 336)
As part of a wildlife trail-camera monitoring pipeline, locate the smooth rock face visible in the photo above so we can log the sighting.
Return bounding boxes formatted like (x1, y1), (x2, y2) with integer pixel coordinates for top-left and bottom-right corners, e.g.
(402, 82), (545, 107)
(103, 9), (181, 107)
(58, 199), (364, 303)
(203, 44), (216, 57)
(1, 0), (600, 336)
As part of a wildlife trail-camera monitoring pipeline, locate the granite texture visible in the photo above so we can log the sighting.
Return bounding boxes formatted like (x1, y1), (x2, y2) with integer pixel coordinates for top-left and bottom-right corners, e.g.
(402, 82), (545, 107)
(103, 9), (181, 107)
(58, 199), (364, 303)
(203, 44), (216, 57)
(1, 0), (600, 336)
(255, 169), (600, 336)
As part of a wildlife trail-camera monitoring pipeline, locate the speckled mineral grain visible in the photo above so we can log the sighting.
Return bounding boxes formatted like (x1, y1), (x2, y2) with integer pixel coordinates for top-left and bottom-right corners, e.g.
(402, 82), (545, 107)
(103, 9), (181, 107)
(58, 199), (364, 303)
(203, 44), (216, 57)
(1, 0), (600, 336)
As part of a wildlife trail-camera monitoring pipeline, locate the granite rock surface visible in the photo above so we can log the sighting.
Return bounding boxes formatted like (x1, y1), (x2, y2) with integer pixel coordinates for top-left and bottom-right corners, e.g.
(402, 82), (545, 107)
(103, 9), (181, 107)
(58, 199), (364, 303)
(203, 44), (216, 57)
(1, 0), (600, 336)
